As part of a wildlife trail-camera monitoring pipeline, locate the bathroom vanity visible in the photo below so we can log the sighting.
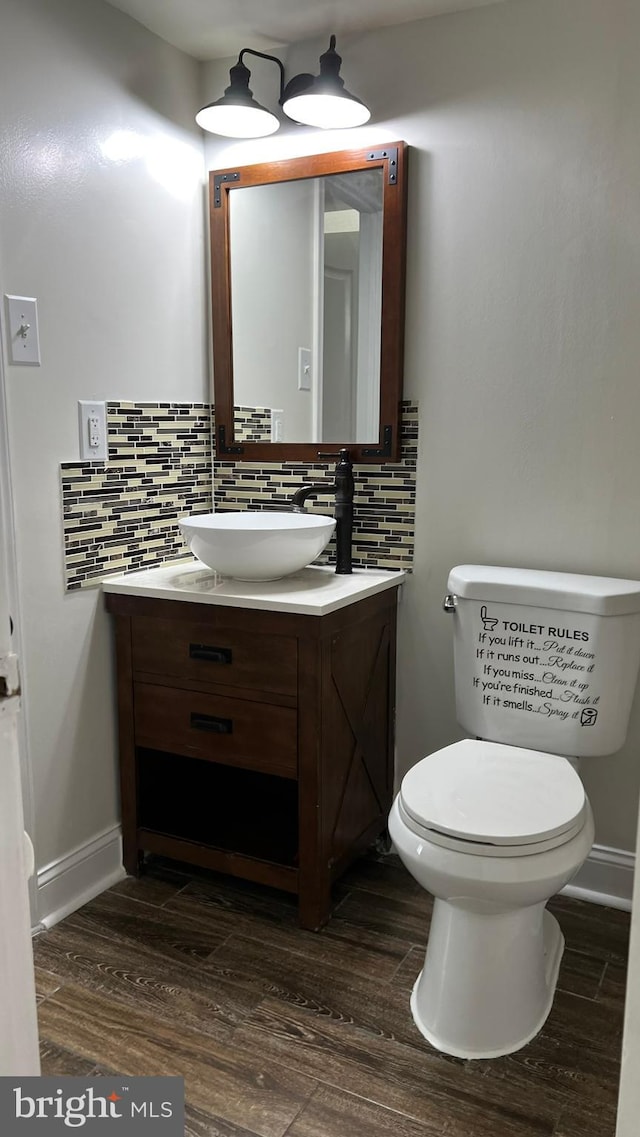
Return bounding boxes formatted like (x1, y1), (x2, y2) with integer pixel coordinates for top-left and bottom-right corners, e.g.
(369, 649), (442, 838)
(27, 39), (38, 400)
(104, 561), (404, 930)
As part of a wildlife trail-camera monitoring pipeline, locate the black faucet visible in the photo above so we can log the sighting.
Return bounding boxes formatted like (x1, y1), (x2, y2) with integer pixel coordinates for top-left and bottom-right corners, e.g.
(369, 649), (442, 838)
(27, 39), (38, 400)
(290, 448), (354, 574)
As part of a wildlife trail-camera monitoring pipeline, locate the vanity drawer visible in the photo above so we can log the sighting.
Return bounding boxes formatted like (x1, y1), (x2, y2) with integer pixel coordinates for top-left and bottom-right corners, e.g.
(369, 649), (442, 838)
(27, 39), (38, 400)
(131, 615), (297, 697)
(134, 683), (297, 778)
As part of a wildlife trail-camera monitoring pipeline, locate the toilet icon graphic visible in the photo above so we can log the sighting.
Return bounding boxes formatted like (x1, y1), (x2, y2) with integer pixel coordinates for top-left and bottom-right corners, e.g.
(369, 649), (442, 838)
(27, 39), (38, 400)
(580, 707), (598, 727)
(480, 605), (499, 632)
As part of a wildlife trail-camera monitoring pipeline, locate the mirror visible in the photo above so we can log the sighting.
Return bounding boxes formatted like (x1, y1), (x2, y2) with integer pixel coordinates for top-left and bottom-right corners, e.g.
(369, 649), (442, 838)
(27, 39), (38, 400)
(230, 169), (384, 446)
(210, 144), (407, 463)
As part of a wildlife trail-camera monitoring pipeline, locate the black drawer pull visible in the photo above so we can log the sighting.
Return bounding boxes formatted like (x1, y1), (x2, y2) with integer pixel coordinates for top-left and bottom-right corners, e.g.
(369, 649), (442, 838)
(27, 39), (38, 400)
(190, 712), (233, 735)
(189, 643), (232, 665)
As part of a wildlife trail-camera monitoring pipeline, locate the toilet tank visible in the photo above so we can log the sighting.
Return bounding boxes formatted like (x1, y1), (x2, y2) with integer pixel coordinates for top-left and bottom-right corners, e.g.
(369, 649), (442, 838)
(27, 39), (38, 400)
(448, 566), (640, 757)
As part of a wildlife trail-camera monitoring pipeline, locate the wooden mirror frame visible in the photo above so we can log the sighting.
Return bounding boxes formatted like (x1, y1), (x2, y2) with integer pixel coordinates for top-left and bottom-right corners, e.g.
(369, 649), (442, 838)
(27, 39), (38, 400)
(210, 142), (408, 463)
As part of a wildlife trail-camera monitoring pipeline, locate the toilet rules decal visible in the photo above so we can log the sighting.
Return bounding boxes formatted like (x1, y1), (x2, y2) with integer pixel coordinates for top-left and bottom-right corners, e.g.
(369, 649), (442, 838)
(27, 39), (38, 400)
(472, 605), (599, 727)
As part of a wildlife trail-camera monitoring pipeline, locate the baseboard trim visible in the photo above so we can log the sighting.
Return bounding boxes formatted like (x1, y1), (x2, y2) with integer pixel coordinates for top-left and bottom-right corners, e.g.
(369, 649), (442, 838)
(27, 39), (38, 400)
(561, 843), (634, 911)
(32, 830), (634, 931)
(36, 824), (125, 930)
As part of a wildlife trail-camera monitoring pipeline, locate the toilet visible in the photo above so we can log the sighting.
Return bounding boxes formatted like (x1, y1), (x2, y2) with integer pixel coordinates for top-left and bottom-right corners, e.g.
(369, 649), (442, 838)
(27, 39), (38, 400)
(389, 565), (640, 1060)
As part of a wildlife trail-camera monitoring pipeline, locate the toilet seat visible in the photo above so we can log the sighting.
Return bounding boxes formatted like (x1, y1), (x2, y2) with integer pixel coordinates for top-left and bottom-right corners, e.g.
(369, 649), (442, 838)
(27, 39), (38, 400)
(399, 739), (587, 858)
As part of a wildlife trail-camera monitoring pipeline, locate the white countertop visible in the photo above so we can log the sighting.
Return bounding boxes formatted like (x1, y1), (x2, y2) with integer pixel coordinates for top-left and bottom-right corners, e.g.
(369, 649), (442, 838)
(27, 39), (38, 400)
(102, 559), (406, 616)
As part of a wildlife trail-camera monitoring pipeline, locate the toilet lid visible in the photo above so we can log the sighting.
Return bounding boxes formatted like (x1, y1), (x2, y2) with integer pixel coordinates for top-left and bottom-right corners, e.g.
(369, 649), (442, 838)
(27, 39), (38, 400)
(400, 739), (586, 847)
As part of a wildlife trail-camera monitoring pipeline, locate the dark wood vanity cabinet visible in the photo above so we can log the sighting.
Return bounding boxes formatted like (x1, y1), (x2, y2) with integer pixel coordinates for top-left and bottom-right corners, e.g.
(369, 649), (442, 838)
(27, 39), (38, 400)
(106, 588), (399, 930)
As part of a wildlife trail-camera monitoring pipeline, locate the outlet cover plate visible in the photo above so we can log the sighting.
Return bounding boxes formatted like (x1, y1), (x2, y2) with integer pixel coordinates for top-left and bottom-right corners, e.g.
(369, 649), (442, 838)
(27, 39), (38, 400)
(78, 401), (107, 462)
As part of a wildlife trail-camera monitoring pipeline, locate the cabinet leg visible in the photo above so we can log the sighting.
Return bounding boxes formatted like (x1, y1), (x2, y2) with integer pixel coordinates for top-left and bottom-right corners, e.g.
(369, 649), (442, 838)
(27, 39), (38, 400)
(298, 877), (332, 931)
(375, 826), (393, 856)
(123, 844), (144, 878)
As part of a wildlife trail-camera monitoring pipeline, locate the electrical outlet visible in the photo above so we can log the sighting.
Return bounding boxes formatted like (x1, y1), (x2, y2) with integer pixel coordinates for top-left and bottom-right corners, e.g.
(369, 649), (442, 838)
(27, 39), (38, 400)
(78, 401), (107, 461)
(88, 414), (100, 448)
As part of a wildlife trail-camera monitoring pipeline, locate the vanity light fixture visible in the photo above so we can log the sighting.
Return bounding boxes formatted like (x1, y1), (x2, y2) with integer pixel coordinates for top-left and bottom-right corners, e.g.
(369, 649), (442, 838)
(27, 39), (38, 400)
(195, 35), (370, 138)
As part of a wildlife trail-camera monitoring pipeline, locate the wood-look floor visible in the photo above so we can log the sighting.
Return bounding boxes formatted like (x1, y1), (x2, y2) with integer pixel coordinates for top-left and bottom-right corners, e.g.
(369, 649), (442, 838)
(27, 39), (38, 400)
(34, 854), (629, 1137)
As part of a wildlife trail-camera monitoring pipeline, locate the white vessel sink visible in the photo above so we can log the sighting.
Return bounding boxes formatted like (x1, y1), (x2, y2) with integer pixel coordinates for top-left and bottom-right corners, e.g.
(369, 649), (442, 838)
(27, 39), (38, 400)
(178, 511), (336, 581)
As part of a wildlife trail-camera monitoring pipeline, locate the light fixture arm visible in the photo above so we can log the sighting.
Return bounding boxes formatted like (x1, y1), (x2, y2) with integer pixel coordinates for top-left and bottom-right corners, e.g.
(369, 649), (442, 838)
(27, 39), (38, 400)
(237, 47), (286, 102)
(237, 47), (316, 108)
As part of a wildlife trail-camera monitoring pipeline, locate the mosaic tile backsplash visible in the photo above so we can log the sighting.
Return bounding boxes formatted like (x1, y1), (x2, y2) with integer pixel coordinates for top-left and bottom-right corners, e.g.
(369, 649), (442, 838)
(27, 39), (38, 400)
(60, 401), (417, 590)
(61, 403), (211, 590)
(213, 402), (418, 572)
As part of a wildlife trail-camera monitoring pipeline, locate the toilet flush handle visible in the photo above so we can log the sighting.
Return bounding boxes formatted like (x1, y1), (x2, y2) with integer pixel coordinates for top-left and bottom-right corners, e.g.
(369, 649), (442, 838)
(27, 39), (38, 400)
(443, 594), (457, 613)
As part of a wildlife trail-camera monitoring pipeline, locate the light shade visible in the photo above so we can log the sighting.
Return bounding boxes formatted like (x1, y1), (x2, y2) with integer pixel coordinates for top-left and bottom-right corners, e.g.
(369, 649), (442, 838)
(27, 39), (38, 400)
(196, 59), (279, 138)
(282, 37), (370, 130)
(195, 102), (279, 137)
(282, 90), (370, 129)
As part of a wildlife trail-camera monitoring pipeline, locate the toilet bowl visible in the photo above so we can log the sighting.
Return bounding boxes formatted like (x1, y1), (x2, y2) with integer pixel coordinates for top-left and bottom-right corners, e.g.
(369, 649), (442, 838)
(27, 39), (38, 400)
(389, 738), (595, 1059)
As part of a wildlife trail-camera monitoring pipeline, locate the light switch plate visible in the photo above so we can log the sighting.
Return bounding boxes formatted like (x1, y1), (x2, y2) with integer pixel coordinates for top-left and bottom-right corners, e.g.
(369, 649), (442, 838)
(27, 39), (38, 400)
(271, 408), (284, 442)
(298, 347), (312, 391)
(5, 295), (40, 365)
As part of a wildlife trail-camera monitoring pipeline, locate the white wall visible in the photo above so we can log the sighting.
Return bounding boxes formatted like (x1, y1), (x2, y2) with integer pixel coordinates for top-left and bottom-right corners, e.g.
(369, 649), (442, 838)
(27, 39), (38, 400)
(202, 0), (640, 856)
(0, 0), (207, 921)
